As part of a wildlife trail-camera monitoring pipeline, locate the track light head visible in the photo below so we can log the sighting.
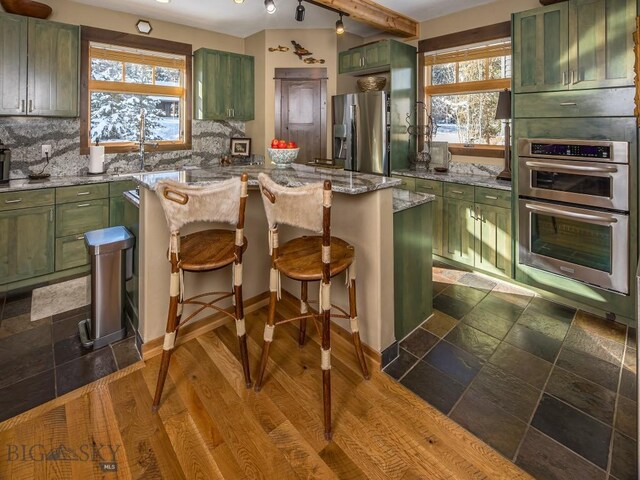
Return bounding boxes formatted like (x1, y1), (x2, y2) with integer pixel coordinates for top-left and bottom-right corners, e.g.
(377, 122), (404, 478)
(233, 0), (244, 4)
(336, 13), (345, 35)
(264, 0), (276, 14)
(295, 0), (305, 21)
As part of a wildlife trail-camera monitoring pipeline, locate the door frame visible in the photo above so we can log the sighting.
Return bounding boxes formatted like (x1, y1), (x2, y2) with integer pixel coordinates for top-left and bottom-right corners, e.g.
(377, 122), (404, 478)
(274, 68), (328, 158)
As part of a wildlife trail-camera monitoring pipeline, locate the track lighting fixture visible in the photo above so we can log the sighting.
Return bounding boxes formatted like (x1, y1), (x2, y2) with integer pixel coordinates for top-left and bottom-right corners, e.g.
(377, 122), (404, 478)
(336, 13), (345, 35)
(295, 0), (305, 21)
(264, 0), (276, 14)
(233, 0), (244, 4)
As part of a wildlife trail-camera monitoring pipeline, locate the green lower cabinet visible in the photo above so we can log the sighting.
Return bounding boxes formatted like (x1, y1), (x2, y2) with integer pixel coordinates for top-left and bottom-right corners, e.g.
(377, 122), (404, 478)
(432, 195), (443, 256)
(109, 196), (125, 227)
(442, 197), (476, 266)
(0, 205), (54, 284)
(56, 199), (109, 238)
(474, 204), (512, 277)
(394, 202), (433, 340)
(55, 234), (88, 270)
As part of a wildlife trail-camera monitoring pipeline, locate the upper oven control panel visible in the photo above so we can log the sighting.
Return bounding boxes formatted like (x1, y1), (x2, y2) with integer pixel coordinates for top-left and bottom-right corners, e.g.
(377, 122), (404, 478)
(518, 138), (629, 164)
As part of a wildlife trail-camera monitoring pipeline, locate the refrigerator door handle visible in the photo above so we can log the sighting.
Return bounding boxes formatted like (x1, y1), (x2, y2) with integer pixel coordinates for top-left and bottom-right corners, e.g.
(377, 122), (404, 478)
(350, 103), (357, 170)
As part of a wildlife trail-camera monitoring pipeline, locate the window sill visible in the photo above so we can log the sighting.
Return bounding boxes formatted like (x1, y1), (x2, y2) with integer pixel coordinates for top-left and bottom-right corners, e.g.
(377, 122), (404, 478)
(448, 144), (505, 159)
(80, 143), (191, 155)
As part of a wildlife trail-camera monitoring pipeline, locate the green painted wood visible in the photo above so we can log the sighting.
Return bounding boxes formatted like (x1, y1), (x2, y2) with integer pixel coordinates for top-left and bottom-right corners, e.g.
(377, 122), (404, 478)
(394, 175), (416, 191)
(474, 203), (512, 277)
(443, 182), (475, 201)
(56, 199), (109, 237)
(363, 41), (390, 70)
(442, 196), (475, 266)
(393, 201), (433, 340)
(432, 194), (444, 257)
(109, 180), (137, 198)
(109, 196), (125, 227)
(0, 13), (27, 116)
(513, 87), (635, 118)
(389, 40), (417, 171)
(56, 183), (108, 204)
(338, 49), (362, 74)
(0, 188), (54, 211)
(194, 48), (254, 121)
(513, 3), (569, 93)
(415, 178), (443, 196)
(474, 186), (511, 209)
(27, 19), (79, 117)
(55, 234), (88, 271)
(0, 205), (54, 285)
(569, 0), (636, 89)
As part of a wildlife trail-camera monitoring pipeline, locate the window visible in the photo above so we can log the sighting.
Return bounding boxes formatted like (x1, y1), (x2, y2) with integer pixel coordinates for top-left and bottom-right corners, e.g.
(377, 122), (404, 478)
(424, 41), (511, 150)
(80, 27), (192, 154)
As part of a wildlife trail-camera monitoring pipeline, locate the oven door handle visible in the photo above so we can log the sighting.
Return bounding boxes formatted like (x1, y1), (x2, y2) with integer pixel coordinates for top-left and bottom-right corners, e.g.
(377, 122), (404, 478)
(525, 203), (619, 225)
(525, 161), (618, 174)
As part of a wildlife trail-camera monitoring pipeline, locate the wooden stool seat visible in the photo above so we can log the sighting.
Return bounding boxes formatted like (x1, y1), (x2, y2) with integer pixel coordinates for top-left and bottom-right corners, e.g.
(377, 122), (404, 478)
(179, 229), (248, 272)
(275, 236), (354, 281)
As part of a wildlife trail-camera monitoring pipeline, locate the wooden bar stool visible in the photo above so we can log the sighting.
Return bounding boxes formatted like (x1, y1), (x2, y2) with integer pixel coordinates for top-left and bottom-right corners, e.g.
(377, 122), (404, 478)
(152, 173), (251, 412)
(254, 173), (370, 440)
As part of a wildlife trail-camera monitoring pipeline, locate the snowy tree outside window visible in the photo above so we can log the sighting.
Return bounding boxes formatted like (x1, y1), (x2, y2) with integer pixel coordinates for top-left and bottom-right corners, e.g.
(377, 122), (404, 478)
(425, 42), (511, 146)
(89, 43), (186, 146)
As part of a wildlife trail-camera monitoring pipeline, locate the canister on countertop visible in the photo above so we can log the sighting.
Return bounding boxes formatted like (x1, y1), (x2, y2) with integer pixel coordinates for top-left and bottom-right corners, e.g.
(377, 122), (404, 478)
(0, 139), (10, 183)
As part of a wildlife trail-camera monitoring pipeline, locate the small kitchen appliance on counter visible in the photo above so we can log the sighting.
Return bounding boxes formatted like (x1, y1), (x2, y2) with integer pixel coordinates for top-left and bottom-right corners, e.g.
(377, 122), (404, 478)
(0, 139), (10, 183)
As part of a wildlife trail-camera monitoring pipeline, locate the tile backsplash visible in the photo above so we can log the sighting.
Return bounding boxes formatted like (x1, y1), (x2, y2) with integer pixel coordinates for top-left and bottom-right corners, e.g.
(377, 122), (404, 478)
(0, 116), (246, 178)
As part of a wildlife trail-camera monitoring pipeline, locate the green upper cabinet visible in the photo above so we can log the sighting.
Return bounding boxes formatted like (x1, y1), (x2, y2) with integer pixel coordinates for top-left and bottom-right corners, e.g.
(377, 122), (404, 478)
(0, 13), (79, 117)
(338, 40), (392, 74)
(513, 3), (569, 93)
(338, 49), (362, 74)
(513, 0), (636, 93)
(194, 48), (254, 121)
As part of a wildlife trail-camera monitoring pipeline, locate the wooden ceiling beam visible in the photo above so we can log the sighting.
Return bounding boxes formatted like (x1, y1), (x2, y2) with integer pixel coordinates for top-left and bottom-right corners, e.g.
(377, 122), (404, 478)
(308, 0), (418, 38)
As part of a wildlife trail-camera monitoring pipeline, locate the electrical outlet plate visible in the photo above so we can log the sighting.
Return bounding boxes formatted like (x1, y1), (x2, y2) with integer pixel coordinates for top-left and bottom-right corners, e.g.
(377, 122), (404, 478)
(41, 145), (52, 158)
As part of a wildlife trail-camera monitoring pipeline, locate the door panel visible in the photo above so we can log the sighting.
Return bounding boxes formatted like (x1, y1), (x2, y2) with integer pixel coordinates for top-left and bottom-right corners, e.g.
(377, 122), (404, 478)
(0, 13), (27, 115)
(442, 197), (475, 265)
(474, 204), (512, 277)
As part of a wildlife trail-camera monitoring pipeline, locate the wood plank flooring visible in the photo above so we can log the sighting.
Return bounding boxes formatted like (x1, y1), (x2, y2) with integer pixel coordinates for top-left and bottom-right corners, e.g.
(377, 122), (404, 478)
(0, 299), (532, 479)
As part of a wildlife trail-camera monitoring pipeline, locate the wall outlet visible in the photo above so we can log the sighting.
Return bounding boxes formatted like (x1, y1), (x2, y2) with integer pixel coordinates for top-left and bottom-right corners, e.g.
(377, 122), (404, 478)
(41, 145), (52, 158)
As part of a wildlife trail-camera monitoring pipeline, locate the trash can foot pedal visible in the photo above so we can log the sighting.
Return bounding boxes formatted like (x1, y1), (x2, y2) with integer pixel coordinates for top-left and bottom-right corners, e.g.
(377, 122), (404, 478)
(79, 319), (126, 349)
(78, 319), (94, 348)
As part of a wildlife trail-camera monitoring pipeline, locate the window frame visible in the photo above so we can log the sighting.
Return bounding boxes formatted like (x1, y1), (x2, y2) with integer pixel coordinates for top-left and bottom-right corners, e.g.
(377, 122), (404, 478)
(80, 26), (192, 155)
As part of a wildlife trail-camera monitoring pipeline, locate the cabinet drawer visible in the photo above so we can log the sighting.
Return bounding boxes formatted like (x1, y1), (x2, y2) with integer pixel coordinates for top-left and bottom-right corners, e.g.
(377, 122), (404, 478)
(443, 183), (474, 201)
(55, 234), (89, 271)
(415, 179), (443, 196)
(395, 176), (415, 191)
(513, 88), (635, 118)
(109, 180), (137, 198)
(56, 199), (109, 237)
(474, 187), (512, 209)
(56, 183), (108, 204)
(0, 189), (54, 211)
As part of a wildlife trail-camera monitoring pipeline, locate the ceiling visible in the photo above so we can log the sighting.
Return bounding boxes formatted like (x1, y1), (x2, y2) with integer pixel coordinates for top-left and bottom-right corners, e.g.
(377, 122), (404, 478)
(70, 0), (497, 38)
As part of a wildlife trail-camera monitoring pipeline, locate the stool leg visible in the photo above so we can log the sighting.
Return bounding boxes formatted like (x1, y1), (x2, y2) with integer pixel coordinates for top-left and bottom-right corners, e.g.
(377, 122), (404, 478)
(234, 282), (252, 388)
(348, 279), (370, 380)
(321, 292), (332, 441)
(299, 281), (308, 347)
(255, 289), (277, 392)
(152, 291), (180, 412)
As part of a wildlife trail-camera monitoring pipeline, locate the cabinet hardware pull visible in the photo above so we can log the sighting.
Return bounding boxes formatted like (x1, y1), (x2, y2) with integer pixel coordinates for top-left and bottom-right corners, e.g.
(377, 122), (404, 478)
(76, 235), (85, 240)
(485, 195), (498, 200)
(570, 70), (576, 84)
(5, 198), (22, 204)
(562, 71), (567, 85)
(77, 203), (91, 207)
(49, 210), (53, 222)
(560, 102), (577, 106)
(76, 191), (91, 196)
(28, 100), (33, 112)
(451, 190), (463, 194)
(21, 100), (25, 113)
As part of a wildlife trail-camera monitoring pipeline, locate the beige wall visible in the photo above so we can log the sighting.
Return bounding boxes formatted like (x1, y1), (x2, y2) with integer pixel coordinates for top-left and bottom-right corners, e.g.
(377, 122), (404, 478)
(246, 29), (338, 161)
(44, 0), (245, 52)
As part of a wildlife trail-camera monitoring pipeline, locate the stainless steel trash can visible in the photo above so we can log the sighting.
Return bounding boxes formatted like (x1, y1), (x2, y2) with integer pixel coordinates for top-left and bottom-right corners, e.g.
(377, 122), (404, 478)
(79, 226), (135, 349)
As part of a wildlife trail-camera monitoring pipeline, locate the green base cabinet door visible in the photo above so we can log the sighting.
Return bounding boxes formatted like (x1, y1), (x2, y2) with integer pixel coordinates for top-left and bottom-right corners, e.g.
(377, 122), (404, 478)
(55, 234), (89, 271)
(56, 199), (109, 238)
(432, 195), (444, 257)
(474, 204), (512, 277)
(442, 197), (475, 266)
(0, 205), (54, 284)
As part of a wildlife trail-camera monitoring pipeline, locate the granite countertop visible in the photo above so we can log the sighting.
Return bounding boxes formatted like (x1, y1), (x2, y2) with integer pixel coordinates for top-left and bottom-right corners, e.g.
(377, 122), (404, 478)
(392, 169), (512, 191)
(0, 171), (142, 193)
(392, 188), (435, 213)
(133, 164), (401, 195)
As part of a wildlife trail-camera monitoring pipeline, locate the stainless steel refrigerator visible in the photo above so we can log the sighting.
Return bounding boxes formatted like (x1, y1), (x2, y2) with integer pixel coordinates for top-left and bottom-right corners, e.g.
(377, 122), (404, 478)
(332, 91), (390, 175)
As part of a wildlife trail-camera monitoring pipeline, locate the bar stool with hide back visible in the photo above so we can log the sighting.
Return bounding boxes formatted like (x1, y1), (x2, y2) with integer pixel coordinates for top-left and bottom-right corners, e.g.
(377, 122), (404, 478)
(254, 173), (370, 440)
(152, 173), (251, 412)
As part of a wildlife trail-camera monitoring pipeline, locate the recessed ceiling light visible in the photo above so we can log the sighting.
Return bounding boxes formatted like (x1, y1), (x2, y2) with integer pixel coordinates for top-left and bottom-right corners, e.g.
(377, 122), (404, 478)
(156, 0), (170, 3)
(264, 0), (276, 14)
(233, 0), (244, 3)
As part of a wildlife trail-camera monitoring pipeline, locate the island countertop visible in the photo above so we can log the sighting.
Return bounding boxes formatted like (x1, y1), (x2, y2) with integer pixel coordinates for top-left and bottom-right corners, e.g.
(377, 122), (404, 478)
(133, 164), (401, 194)
(392, 168), (512, 191)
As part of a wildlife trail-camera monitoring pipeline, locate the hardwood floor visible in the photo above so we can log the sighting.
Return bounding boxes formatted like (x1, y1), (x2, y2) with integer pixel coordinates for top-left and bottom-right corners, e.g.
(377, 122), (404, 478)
(0, 299), (532, 479)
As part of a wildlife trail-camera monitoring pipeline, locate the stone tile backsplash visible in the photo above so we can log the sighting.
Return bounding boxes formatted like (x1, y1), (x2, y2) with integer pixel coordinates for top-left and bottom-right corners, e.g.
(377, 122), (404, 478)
(0, 117), (245, 178)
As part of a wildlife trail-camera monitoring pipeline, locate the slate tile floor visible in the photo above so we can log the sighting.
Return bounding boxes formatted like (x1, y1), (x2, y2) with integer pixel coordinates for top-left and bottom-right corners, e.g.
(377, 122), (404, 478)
(0, 285), (141, 423)
(385, 262), (638, 480)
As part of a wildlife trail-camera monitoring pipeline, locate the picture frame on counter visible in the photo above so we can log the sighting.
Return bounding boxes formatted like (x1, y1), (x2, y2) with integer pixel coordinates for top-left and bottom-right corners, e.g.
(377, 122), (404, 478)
(231, 138), (251, 157)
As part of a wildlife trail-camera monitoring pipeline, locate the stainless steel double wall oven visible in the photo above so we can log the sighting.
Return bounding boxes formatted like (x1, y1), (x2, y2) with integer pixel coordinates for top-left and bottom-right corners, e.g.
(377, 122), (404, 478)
(518, 138), (630, 294)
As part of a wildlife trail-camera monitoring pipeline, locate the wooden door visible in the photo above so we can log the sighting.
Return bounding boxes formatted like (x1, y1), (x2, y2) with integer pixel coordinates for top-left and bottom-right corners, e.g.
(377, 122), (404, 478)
(474, 204), (512, 277)
(276, 70), (327, 164)
(0, 13), (27, 116)
(28, 18), (79, 116)
(513, 3), (569, 93)
(442, 197), (475, 266)
(569, 0), (636, 89)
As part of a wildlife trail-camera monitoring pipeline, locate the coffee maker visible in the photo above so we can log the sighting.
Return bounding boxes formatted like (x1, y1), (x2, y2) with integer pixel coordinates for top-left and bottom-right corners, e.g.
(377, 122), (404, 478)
(0, 139), (10, 183)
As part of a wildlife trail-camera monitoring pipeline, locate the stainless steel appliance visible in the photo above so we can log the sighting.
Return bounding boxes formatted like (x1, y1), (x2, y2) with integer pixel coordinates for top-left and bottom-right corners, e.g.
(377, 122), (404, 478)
(0, 139), (10, 183)
(518, 138), (630, 294)
(332, 91), (390, 175)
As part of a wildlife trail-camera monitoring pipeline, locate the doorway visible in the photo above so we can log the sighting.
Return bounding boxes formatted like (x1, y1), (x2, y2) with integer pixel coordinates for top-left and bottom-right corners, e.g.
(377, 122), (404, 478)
(275, 68), (327, 164)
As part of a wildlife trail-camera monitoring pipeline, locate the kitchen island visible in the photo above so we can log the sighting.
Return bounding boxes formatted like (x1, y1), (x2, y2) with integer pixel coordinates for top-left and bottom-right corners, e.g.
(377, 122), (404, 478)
(133, 164), (408, 359)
